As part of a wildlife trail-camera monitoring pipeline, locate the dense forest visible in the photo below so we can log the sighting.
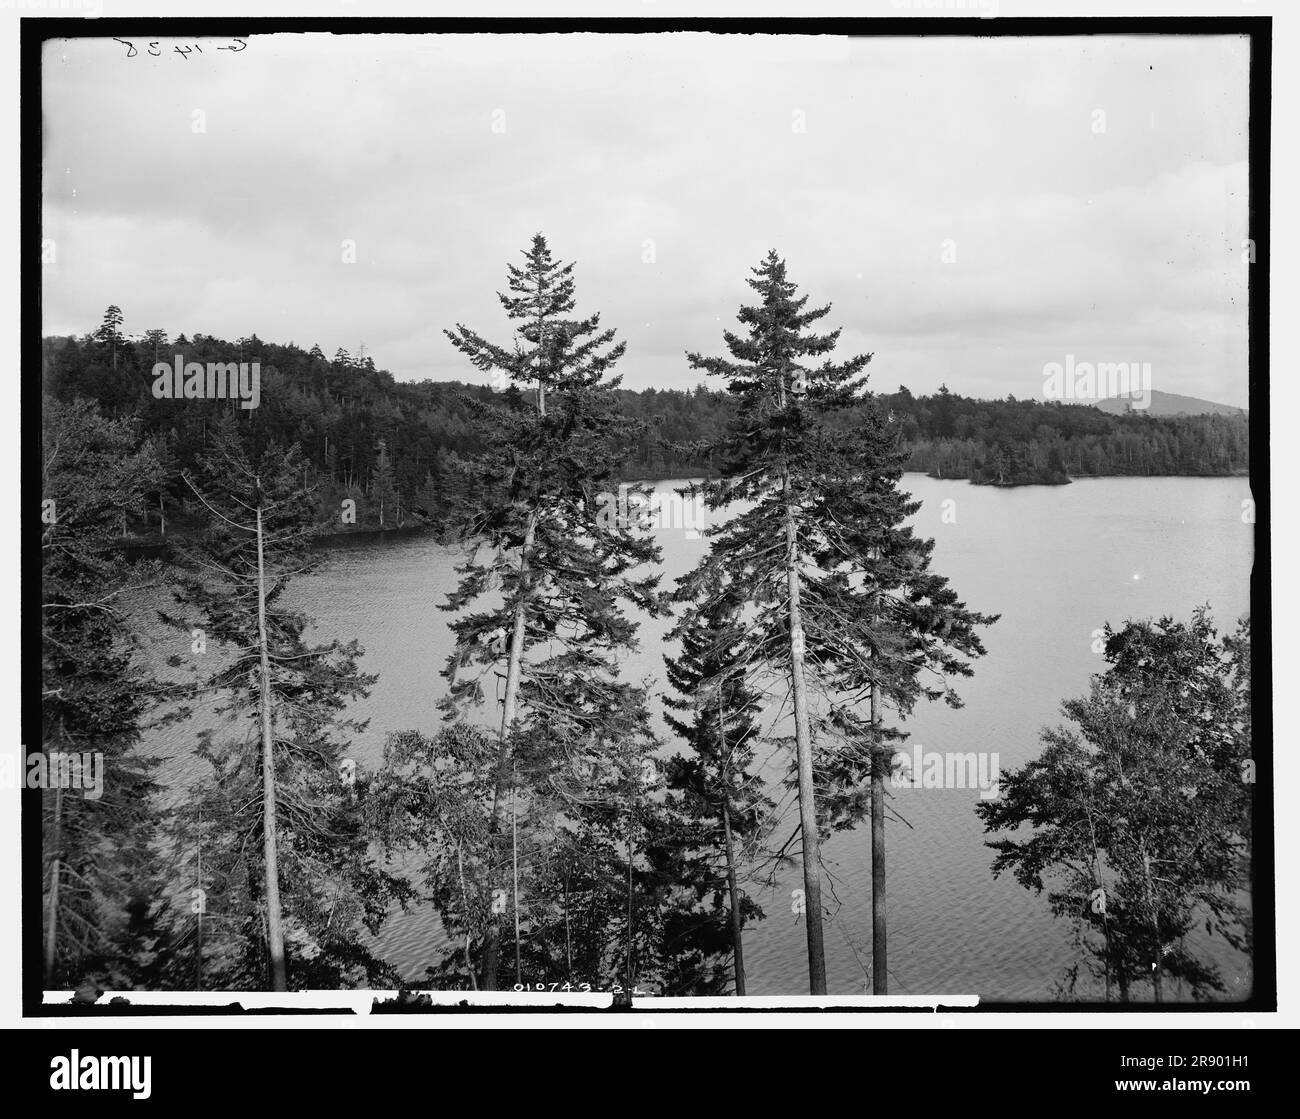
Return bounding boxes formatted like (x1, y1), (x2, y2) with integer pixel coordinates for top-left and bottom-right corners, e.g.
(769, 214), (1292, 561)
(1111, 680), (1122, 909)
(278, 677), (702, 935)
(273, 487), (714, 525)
(38, 241), (1252, 1001)
(42, 306), (1248, 536)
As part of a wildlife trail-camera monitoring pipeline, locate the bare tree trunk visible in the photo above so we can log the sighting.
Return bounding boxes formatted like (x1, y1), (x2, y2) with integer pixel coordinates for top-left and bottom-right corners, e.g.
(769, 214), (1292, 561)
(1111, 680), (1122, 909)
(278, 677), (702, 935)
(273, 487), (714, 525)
(195, 906), (203, 992)
(718, 688), (746, 996)
(870, 681), (887, 995)
(485, 284), (550, 988)
(455, 844), (477, 990)
(536, 289), (547, 417)
(511, 778), (521, 987)
(563, 867), (573, 980)
(1084, 811), (1112, 1002)
(481, 273), (553, 985)
(722, 799), (746, 996)
(44, 782), (62, 986)
(481, 509), (537, 990)
(1141, 844), (1163, 1003)
(255, 491), (288, 991)
(625, 805), (635, 990)
(784, 469), (827, 994)
(194, 826), (204, 991)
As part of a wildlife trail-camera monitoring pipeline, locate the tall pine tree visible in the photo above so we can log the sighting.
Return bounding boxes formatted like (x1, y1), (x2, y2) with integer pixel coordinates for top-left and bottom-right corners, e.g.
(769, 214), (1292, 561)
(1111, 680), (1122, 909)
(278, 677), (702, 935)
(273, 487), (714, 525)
(162, 417), (408, 989)
(41, 398), (166, 987)
(678, 250), (995, 992)
(662, 575), (775, 994)
(437, 234), (665, 988)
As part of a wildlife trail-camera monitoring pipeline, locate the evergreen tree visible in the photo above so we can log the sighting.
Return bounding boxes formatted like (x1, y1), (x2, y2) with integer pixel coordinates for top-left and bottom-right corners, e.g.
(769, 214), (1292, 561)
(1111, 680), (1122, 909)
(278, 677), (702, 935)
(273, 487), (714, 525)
(161, 417), (407, 989)
(445, 233), (580, 416)
(368, 698), (668, 992)
(522, 683), (665, 989)
(662, 577), (775, 994)
(436, 233), (664, 988)
(41, 397), (166, 987)
(372, 437), (398, 527)
(94, 305), (125, 370)
(813, 390), (997, 994)
(678, 250), (995, 992)
(141, 328), (169, 365)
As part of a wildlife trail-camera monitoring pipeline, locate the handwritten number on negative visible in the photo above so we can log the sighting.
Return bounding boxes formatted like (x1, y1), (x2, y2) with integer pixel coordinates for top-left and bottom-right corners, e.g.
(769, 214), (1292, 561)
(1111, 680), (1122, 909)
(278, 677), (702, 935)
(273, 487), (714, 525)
(113, 38), (246, 59)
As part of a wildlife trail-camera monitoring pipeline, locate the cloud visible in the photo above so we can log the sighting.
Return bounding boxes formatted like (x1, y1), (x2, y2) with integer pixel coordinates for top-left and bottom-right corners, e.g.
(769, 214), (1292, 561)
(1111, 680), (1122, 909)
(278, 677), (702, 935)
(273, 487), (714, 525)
(41, 31), (1250, 406)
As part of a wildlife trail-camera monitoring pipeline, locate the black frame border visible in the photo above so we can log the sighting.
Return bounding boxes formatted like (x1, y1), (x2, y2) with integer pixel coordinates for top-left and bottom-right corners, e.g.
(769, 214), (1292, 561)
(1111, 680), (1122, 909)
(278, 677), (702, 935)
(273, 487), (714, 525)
(20, 12), (1274, 1019)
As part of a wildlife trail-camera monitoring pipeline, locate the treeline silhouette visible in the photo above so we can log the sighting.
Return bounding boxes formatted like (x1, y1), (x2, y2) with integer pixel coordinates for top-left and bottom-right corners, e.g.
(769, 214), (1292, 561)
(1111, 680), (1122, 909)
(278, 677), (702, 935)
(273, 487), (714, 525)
(43, 313), (1249, 534)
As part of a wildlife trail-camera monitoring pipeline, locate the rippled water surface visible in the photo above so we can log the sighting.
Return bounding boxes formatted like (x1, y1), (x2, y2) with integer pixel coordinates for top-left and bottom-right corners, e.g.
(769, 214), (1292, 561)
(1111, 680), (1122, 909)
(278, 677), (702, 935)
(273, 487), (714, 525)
(136, 475), (1254, 1000)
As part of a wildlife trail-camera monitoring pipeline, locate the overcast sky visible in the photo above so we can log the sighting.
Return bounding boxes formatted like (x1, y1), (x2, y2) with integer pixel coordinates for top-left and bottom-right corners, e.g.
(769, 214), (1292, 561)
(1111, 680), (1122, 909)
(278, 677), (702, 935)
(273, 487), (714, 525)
(42, 32), (1250, 405)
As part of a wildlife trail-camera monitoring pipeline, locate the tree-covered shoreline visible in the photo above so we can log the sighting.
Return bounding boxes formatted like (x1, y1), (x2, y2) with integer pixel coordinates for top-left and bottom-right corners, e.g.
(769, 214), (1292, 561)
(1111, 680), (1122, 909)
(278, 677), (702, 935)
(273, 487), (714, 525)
(44, 314), (1248, 539)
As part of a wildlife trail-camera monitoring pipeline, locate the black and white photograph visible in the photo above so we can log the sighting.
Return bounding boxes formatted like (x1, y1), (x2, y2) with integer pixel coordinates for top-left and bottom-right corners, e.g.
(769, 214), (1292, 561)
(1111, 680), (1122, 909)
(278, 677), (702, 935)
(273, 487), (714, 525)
(11, 1), (1291, 1069)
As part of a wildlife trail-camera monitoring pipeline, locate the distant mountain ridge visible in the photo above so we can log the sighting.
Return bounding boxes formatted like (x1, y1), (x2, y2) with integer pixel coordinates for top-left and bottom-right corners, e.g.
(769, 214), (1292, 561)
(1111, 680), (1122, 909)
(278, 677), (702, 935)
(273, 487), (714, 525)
(1094, 390), (1246, 417)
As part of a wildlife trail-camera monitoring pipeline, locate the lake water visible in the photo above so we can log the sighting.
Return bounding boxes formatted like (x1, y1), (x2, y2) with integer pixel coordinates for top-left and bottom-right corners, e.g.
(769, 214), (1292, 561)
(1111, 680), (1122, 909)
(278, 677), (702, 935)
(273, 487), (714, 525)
(136, 475), (1255, 1001)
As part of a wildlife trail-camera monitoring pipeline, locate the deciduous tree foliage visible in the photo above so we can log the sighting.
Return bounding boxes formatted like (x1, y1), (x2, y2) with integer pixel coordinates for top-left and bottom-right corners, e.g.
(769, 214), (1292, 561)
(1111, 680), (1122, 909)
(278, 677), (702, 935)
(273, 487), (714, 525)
(364, 725), (498, 989)
(977, 610), (1252, 1001)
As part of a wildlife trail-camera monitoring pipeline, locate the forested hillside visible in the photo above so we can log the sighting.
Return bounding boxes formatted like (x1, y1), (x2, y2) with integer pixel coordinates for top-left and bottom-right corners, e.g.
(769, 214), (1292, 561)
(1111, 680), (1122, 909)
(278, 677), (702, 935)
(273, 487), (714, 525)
(42, 310), (1250, 535)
